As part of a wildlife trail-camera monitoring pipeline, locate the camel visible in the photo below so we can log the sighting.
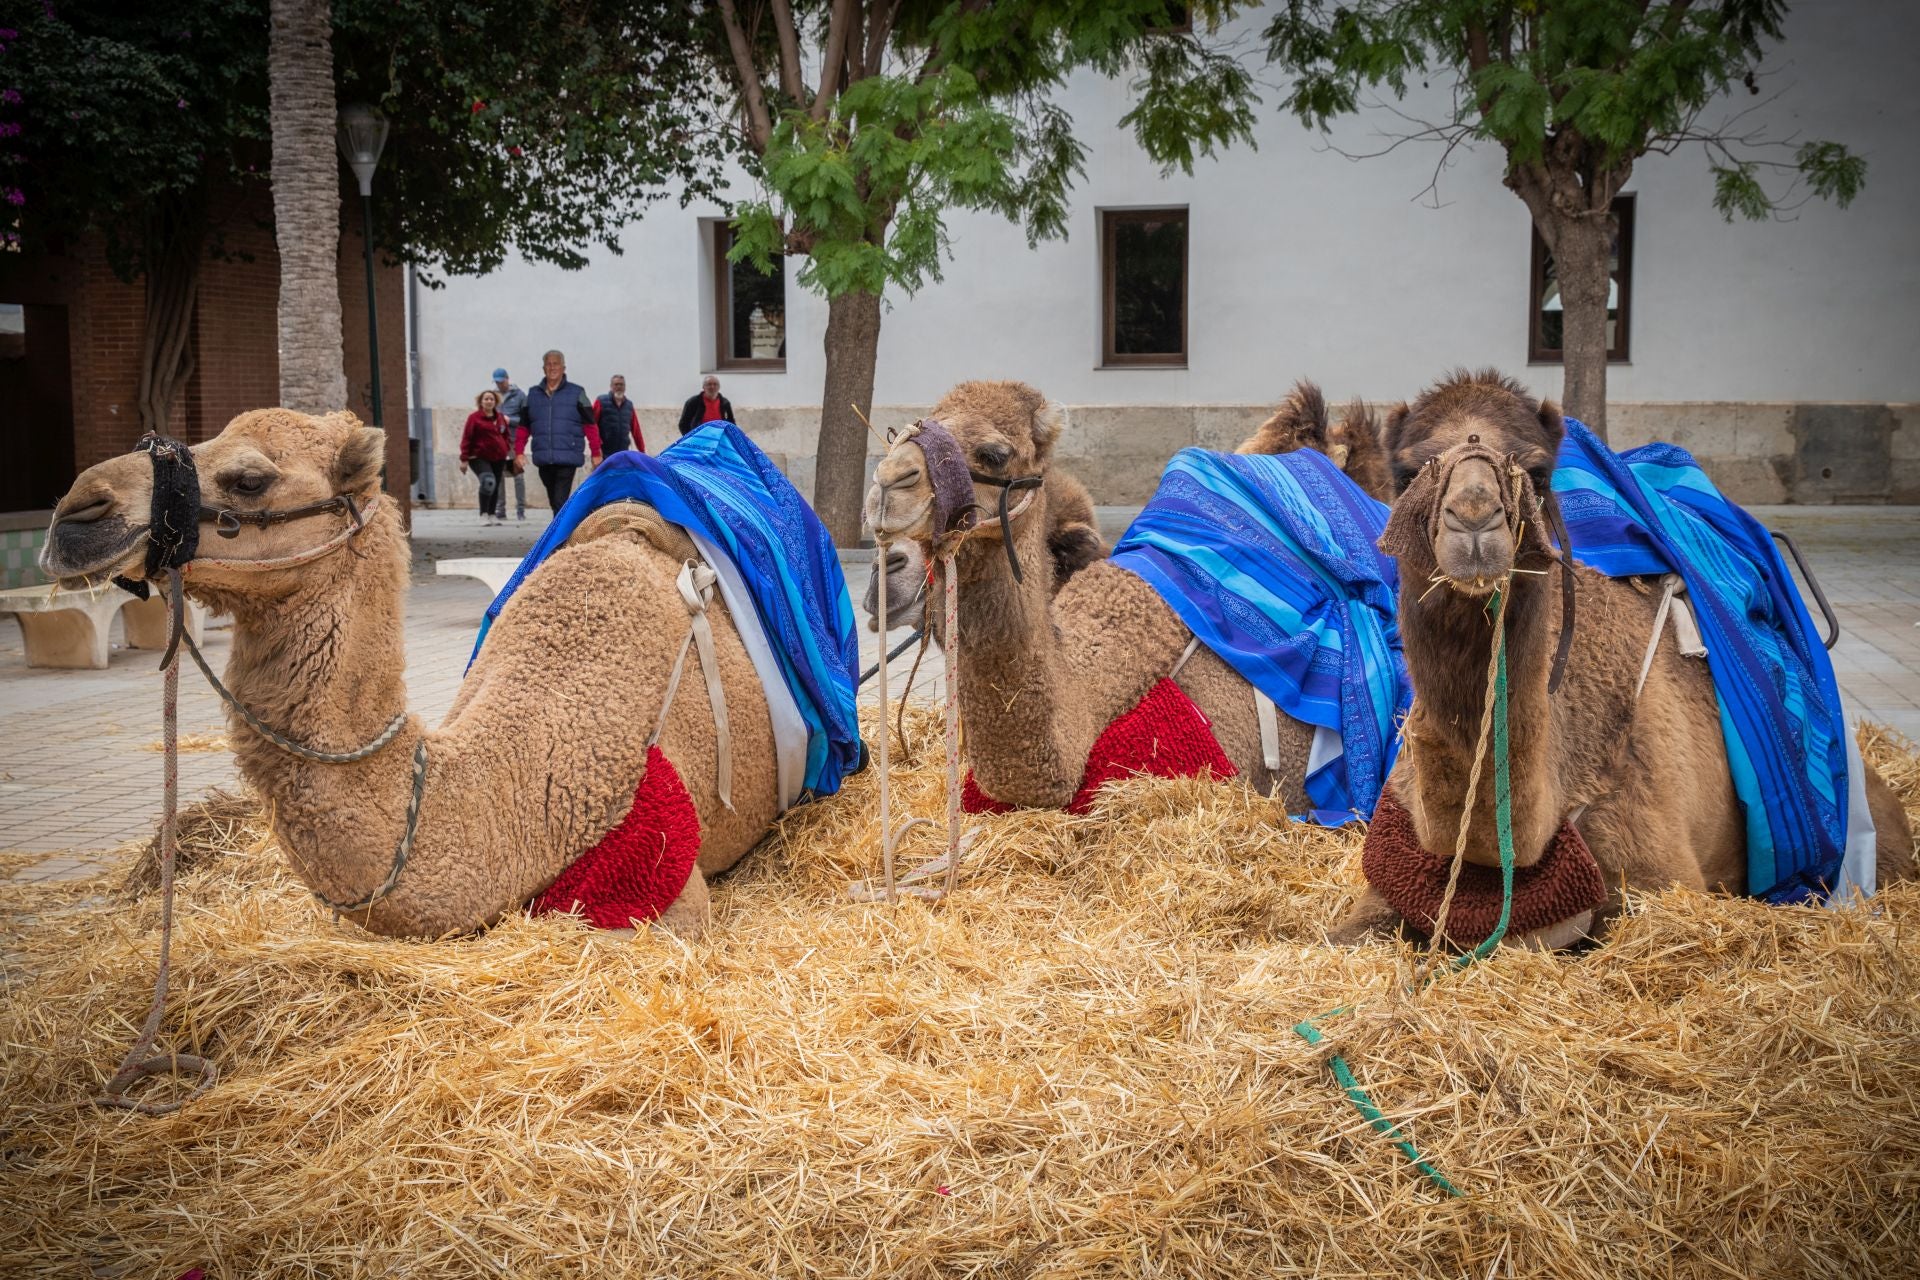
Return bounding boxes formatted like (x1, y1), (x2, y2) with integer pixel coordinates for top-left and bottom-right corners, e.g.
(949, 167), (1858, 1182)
(862, 379), (1403, 813)
(1331, 370), (1915, 946)
(42, 410), (795, 940)
(1238, 381), (1394, 502)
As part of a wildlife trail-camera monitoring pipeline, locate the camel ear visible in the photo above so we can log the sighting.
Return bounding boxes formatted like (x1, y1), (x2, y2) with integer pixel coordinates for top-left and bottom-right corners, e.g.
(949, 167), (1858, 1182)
(1031, 400), (1065, 458)
(334, 426), (387, 494)
(1536, 397), (1567, 451)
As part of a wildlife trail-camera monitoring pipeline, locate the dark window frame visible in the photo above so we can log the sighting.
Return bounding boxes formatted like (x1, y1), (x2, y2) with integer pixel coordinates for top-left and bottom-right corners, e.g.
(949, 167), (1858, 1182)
(713, 222), (787, 373)
(1528, 194), (1634, 365)
(1100, 207), (1189, 369)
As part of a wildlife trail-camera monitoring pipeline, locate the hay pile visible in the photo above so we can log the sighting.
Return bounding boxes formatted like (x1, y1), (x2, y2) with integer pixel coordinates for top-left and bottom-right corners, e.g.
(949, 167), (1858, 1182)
(3, 714), (1918, 1278)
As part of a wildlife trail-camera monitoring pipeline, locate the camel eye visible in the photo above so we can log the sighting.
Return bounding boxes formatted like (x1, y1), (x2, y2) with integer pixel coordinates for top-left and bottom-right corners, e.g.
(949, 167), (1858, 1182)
(227, 472), (274, 498)
(974, 445), (1011, 470)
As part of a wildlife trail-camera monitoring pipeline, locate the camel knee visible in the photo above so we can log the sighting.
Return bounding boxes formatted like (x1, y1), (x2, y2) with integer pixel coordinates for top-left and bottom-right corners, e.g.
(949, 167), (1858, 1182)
(1864, 765), (1917, 884)
(654, 864), (711, 940)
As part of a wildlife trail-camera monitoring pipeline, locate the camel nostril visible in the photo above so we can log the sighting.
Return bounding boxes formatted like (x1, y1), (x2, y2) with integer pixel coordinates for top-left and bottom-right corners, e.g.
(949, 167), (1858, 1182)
(56, 498), (114, 526)
(886, 469), (923, 490)
(885, 551), (908, 573)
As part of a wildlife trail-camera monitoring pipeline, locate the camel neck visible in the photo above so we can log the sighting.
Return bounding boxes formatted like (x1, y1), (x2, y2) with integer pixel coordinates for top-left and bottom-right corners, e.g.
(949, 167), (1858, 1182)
(223, 516), (411, 748)
(1397, 565), (1565, 865)
(944, 487), (1097, 808)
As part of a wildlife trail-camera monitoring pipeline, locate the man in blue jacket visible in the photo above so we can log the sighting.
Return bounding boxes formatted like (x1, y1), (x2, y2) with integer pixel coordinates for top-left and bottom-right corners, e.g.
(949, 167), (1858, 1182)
(512, 349), (602, 513)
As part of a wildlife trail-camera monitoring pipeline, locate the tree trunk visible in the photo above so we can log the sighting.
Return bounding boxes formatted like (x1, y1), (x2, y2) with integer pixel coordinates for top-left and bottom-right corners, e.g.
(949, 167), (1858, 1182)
(1549, 213), (1613, 439)
(138, 190), (207, 437)
(815, 288), (882, 545)
(269, 0), (347, 414)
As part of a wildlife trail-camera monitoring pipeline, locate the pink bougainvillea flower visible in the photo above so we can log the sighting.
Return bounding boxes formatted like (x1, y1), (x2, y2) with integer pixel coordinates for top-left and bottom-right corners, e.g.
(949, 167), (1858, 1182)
(471, 99), (487, 114)
(508, 145), (523, 157)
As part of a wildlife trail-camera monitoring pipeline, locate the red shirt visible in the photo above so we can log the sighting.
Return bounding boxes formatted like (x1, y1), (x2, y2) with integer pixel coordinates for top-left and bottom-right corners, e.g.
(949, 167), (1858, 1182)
(700, 394), (726, 424)
(459, 410), (512, 463)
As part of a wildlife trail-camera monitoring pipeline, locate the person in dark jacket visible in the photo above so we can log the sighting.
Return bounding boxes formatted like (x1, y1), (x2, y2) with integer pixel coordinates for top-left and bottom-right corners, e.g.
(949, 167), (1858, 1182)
(493, 367), (530, 520)
(459, 389), (514, 524)
(512, 349), (601, 514)
(677, 375), (735, 436)
(594, 374), (644, 454)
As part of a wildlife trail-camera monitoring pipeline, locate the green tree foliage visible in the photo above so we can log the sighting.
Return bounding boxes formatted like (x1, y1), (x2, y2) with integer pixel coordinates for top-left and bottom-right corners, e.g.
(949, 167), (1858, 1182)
(1133, 0), (1864, 436)
(708, 0), (1249, 542)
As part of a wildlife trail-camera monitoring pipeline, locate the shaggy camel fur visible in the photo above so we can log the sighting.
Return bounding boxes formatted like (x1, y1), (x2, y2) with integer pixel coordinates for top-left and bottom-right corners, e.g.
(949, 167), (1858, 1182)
(865, 380), (1330, 810)
(1331, 370), (1915, 946)
(864, 464), (1104, 635)
(42, 411), (781, 939)
(1237, 380), (1395, 503)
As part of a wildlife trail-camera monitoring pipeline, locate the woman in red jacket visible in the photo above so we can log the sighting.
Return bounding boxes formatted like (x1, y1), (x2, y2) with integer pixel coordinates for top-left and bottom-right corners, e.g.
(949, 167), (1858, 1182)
(460, 390), (514, 524)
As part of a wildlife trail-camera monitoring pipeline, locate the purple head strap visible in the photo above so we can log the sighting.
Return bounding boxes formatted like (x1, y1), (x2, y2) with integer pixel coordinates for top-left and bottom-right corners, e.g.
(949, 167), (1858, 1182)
(908, 418), (979, 540)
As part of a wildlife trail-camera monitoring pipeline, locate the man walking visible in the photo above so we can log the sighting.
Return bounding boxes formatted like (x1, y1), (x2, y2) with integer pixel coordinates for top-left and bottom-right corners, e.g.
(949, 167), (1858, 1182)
(493, 367), (530, 520)
(513, 349), (601, 514)
(677, 374), (735, 436)
(595, 374), (644, 454)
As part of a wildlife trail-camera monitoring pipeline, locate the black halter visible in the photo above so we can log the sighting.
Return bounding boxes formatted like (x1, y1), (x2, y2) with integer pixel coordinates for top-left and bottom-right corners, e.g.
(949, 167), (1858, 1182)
(112, 433), (201, 603)
(112, 432), (369, 600)
(966, 469), (1044, 584)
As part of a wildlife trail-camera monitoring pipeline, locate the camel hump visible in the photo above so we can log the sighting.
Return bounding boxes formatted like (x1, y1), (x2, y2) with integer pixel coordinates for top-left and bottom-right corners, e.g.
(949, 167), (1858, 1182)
(566, 501), (698, 562)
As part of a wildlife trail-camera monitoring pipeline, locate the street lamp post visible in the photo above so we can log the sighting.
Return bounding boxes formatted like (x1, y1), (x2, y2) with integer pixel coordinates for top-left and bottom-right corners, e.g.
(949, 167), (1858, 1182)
(336, 104), (390, 428)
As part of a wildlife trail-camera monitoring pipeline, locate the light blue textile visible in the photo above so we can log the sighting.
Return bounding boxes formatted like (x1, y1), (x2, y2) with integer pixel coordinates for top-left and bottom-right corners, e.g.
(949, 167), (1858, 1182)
(1553, 419), (1847, 902)
(1110, 448), (1410, 824)
(469, 424), (863, 798)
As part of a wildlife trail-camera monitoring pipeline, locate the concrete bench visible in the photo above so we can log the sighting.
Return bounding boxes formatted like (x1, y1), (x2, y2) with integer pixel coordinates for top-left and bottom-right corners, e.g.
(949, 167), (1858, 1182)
(0, 582), (207, 669)
(434, 557), (521, 598)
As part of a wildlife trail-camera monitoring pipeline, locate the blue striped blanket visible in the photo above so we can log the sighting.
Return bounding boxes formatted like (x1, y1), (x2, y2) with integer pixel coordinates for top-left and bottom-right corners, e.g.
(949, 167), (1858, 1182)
(469, 424), (863, 799)
(1110, 448), (1410, 824)
(1554, 419), (1848, 903)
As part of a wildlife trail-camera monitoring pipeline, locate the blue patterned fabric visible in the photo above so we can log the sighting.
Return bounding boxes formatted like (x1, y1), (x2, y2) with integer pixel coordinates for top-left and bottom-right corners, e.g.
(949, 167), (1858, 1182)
(469, 423), (862, 798)
(1110, 448), (1410, 824)
(1552, 419), (1848, 903)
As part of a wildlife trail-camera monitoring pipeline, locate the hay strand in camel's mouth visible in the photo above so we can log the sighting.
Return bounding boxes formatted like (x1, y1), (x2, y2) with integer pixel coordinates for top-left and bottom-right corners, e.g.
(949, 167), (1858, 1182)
(3, 708), (1918, 1278)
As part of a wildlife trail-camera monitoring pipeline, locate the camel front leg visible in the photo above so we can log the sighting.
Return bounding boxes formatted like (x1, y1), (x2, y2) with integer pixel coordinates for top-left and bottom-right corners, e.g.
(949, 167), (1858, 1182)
(654, 864), (712, 940)
(1326, 886), (1403, 944)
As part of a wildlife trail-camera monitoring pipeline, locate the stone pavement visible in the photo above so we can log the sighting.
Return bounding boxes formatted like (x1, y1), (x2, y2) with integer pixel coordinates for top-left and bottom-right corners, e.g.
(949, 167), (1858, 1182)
(2, 505), (1913, 884)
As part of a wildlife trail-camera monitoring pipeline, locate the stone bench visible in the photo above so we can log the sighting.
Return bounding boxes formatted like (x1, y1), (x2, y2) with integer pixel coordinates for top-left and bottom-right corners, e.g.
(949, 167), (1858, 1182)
(0, 582), (207, 670)
(433, 557), (521, 598)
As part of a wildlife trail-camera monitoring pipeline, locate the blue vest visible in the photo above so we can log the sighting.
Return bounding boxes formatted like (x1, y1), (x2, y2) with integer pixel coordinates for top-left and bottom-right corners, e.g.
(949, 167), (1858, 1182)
(524, 379), (592, 466)
(594, 393), (635, 453)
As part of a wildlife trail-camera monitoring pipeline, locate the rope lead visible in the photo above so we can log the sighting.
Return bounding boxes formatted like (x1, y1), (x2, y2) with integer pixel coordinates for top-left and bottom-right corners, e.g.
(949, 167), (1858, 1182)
(1293, 586), (1517, 1197)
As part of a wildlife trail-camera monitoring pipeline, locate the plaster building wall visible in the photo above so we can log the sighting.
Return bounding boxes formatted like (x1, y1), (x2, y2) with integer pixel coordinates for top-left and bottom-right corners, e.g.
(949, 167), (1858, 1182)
(413, 0), (1920, 511)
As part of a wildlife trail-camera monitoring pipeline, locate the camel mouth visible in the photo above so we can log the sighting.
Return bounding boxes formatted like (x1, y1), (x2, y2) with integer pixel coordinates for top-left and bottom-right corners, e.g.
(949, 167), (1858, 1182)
(39, 514), (150, 585)
(862, 548), (928, 631)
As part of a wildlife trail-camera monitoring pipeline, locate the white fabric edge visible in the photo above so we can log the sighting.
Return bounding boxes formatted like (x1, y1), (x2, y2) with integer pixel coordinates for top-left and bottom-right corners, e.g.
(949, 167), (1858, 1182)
(685, 527), (809, 813)
(1832, 704), (1878, 904)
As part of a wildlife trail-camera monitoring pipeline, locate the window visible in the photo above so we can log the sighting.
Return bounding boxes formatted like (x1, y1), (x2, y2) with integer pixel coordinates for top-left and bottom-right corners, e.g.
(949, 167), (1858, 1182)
(1529, 195), (1634, 364)
(1101, 208), (1188, 367)
(713, 223), (786, 371)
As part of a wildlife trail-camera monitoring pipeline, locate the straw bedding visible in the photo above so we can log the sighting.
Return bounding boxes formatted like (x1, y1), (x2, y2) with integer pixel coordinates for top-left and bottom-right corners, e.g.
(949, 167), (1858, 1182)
(3, 714), (1918, 1278)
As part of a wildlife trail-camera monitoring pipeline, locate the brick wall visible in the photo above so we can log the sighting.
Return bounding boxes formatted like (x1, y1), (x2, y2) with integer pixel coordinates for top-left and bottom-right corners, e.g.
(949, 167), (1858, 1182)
(1, 176), (408, 515)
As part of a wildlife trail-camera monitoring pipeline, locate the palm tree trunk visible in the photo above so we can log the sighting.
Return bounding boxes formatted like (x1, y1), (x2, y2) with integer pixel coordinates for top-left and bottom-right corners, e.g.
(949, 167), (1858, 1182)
(816, 288), (882, 545)
(269, 0), (347, 413)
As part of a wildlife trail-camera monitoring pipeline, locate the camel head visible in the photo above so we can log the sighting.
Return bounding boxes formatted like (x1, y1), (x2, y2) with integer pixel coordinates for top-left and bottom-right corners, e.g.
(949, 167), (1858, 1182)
(1379, 369), (1564, 595)
(42, 409), (388, 593)
(865, 379), (1065, 555)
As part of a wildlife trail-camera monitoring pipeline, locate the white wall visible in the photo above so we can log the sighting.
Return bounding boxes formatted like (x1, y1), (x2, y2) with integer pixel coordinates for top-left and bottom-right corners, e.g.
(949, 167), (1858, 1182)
(415, 0), (1920, 419)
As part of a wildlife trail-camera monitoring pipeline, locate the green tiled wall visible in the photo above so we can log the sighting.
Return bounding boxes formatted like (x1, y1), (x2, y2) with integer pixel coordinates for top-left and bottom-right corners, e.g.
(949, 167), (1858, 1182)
(2, 526), (47, 589)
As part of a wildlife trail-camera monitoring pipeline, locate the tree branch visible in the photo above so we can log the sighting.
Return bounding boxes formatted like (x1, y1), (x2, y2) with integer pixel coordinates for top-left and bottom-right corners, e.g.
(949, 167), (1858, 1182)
(811, 0), (859, 120)
(768, 0), (806, 103)
(864, 0), (897, 82)
(716, 0), (774, 152)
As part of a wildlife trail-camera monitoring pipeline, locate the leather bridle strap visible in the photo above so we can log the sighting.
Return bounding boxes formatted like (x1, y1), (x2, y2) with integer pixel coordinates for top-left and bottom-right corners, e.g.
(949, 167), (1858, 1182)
(199, 491), (366, 540)
(1541, 488), (1577, 696)
(967, 470), (1044, 584)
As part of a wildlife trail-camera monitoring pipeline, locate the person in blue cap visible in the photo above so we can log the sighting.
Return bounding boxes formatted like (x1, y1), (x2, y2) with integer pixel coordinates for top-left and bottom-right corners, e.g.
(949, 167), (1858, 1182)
(492, 367), (530, 520)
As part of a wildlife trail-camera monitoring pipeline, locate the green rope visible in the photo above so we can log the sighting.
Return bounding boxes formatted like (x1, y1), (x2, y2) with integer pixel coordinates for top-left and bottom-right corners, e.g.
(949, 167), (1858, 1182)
(1293, 587), (1517, 1197)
